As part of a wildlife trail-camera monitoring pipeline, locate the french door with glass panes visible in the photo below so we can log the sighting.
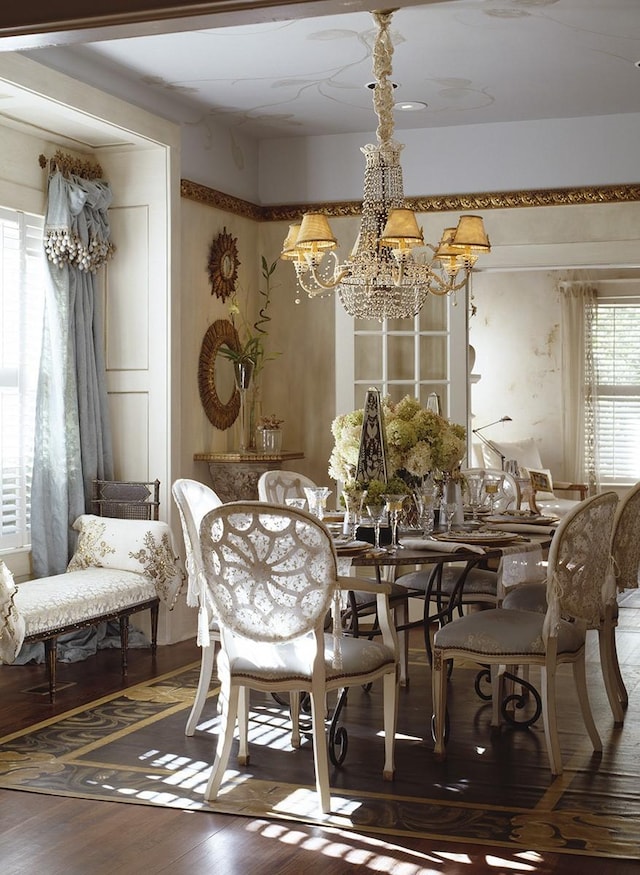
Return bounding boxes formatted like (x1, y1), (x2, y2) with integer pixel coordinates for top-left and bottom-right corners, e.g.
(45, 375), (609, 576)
(335, 288), (470, 447)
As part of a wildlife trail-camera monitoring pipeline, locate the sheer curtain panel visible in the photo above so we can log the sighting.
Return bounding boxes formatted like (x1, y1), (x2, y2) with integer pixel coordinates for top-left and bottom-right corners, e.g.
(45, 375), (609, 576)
(558, 280), (598, 493)
(31, 168), (115, 577)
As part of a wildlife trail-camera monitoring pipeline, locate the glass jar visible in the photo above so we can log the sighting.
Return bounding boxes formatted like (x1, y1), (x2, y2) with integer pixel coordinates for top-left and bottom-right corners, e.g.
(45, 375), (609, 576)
(257, 427), (283, 454)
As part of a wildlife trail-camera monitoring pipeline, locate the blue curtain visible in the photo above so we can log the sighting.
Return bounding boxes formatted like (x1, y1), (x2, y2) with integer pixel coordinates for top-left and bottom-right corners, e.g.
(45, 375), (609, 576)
(31, 170), (115, 577)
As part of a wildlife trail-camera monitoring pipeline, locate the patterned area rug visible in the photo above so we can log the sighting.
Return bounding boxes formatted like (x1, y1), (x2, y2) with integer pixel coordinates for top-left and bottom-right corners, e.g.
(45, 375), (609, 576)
(0, 656), (639, 860)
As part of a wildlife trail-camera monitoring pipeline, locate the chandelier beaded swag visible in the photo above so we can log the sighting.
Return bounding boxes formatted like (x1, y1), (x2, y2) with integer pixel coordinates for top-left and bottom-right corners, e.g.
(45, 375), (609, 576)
(280, 10), (490, 320)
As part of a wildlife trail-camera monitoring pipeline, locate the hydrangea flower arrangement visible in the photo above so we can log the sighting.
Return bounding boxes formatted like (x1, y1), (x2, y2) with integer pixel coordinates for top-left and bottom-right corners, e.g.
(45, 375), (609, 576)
(329, 394), (466, 490)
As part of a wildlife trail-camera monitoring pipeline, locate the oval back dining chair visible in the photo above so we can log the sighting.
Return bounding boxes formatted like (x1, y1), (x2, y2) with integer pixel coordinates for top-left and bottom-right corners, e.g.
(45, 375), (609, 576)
(171, 478), (223, 736)
(258, 468), (411, 685)
(432, 491), (619, 776)
(606, 481), (640, 718)
(393, 468), (522, 655)
(503, 482), (640, 724)
(199, 501), (398, 814)
(257, 469), (317, 504)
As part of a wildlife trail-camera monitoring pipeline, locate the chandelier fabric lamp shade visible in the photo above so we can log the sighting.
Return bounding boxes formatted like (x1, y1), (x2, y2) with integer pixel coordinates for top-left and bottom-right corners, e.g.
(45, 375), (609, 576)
(280, 10), (490, 320)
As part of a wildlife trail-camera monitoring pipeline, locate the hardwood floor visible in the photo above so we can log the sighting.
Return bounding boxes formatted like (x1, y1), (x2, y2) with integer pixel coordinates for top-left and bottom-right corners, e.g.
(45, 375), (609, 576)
(1, 613), (639, 875)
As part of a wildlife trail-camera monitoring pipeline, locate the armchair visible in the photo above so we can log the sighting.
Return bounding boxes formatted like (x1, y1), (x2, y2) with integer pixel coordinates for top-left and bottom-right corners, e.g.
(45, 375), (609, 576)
(475, 437), (587, 517)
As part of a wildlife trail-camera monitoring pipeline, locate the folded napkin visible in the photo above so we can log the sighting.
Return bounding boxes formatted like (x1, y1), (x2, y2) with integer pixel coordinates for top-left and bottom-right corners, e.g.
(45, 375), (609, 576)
(400, 537), (485, 555)
(485, 523), (557, 535)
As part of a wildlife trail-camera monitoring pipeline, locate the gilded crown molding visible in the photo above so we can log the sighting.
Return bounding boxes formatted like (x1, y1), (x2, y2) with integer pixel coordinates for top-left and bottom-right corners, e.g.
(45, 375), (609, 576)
(180, 179), (265, 221)
(181, 178), (640, 222)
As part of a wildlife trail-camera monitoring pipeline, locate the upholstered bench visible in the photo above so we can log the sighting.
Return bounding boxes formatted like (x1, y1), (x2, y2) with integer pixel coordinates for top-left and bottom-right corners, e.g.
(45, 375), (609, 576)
(0, 514), (184, 701)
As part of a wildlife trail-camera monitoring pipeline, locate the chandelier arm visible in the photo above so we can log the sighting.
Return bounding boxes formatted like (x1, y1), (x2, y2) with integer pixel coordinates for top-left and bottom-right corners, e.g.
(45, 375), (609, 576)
(427, 271), (471, 296)
(294, 253), (350, 294)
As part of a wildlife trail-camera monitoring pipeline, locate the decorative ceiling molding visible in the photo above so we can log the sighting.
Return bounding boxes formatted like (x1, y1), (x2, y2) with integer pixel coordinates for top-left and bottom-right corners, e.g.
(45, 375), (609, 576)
(180, 179), (265, 221)
(180, 178), (640, 223)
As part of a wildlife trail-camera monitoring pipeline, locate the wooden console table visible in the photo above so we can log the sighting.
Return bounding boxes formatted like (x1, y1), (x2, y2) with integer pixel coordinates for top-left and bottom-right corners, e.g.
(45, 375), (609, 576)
(194, 451), (304, 502)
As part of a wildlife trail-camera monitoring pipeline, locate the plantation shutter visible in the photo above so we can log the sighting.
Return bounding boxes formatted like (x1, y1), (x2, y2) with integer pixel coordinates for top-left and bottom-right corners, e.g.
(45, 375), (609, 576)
(0, 207), (44, 548)
(592, 303), (640, 483)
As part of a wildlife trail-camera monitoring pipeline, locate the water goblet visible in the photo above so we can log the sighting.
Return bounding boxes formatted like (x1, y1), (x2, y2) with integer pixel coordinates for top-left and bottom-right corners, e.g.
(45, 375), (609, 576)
(465, 473), (485, 522)
(365, 503), (386, 550)
(384, 493), (406, 551)
(413, 486), (436, 537)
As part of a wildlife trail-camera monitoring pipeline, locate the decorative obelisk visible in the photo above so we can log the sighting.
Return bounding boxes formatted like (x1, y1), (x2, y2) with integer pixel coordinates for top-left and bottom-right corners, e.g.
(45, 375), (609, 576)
(355, 388), (388, 485)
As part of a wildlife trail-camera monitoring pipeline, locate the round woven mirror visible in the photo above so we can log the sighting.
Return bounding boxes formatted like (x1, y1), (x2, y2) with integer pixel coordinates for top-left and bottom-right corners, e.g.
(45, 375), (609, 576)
(198, 319), (241, 430)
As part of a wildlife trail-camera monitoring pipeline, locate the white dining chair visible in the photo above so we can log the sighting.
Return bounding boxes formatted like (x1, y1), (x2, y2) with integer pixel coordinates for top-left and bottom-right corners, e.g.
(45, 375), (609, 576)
(259, 468), (411, 685)
(257, 469), (317, 504)
(432, 491), (618, 775)
(199, 501), (399, 814)
(171, 478), (223, 735)
(503, 483), (640, 724)
(393, 468), (521, 651)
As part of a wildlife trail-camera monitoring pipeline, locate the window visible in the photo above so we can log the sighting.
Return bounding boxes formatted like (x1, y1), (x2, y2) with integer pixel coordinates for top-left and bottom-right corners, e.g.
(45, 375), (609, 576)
(592, 302), (640, 483)
(0, 207), (44, 550)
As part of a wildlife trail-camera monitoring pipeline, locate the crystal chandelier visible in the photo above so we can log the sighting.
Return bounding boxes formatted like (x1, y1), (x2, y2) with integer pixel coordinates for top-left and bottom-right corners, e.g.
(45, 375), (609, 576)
(280, 10), (490, 320)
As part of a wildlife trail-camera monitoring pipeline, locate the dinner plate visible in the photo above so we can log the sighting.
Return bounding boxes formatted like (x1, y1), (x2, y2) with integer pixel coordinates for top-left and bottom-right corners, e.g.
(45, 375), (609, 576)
(323, 512), (345, 524)
(433, 530), (521, 546)
(335, 539), (371, 556)
(486, 513), (558, 525)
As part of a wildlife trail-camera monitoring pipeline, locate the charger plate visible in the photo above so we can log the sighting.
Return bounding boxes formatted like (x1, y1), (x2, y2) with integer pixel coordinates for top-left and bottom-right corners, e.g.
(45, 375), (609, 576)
(434, 530), (521, 546)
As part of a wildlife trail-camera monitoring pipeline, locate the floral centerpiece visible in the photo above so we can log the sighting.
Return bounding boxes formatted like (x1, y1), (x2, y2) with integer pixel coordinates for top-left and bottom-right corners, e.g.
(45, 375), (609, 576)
(329, 394), (467, 501)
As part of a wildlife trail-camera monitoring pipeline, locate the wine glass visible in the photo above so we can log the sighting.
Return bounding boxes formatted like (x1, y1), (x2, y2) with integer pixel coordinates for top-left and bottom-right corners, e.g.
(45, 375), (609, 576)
(483, 473), (503, 515)
(304, 486), (331, 521)
(365, 503), (386, 550)
(441, 479), (458, 534)
(413, 486), (436, 537)
(441, 499), (458, 533)
(343, 486), (364, 540)
(465, 472), (485, 523)
(384, 493), (406, 551)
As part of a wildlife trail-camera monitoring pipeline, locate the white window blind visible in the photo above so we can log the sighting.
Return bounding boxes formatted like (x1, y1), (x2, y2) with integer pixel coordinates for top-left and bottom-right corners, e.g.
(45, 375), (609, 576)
(592, 303), (640, 483)
(0, 207), (44, 550)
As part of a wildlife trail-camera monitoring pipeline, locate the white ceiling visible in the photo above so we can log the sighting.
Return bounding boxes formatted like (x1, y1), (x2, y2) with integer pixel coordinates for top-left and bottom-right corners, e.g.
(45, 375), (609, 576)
(13, 0), (640, 142)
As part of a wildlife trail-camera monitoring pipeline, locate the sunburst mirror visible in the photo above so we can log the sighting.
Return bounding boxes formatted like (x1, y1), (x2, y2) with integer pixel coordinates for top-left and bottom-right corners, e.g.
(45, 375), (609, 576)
(208, 227), (239, 301)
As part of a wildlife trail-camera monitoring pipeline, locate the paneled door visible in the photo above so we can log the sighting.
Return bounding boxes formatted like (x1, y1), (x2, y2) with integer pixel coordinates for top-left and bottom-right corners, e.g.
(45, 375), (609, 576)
(335, 288), (470, 427)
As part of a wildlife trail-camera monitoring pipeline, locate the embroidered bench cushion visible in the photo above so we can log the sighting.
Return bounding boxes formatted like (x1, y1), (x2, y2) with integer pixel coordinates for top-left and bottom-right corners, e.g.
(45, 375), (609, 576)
(16, 568), (157, 638)
(68, 514), (184, 608)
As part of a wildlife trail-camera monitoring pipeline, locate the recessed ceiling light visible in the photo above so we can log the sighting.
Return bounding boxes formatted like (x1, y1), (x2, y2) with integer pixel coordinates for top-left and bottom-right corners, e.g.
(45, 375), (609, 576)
(635, 60), (640, 68)
(395, 101), (428, 112)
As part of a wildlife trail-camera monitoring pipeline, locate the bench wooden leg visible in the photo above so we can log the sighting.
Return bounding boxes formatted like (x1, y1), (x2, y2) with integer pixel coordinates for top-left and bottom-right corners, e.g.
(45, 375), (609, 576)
(44, 637), (58, 703)
(150, 602), (159, 655)
(120, 616), (130, 676)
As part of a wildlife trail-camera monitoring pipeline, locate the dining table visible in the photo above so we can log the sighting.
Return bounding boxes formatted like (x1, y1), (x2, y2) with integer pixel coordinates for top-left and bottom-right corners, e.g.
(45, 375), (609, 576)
(339, 520), (555, 665)
(337, 520), (555, 731)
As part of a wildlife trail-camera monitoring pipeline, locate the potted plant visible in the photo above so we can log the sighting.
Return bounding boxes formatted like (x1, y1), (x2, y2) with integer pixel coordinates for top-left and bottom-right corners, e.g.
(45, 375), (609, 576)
(256, 413), (284, 453)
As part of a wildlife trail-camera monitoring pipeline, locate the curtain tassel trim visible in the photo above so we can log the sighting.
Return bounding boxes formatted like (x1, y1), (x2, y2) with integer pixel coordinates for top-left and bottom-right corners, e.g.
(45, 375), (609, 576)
(44, 228), (115, 273)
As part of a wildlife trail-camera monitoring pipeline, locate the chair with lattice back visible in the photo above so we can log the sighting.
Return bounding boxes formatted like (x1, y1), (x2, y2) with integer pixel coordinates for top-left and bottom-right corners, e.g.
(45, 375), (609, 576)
(92, 479), (160, 520)
(199, 500), (398, 813)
